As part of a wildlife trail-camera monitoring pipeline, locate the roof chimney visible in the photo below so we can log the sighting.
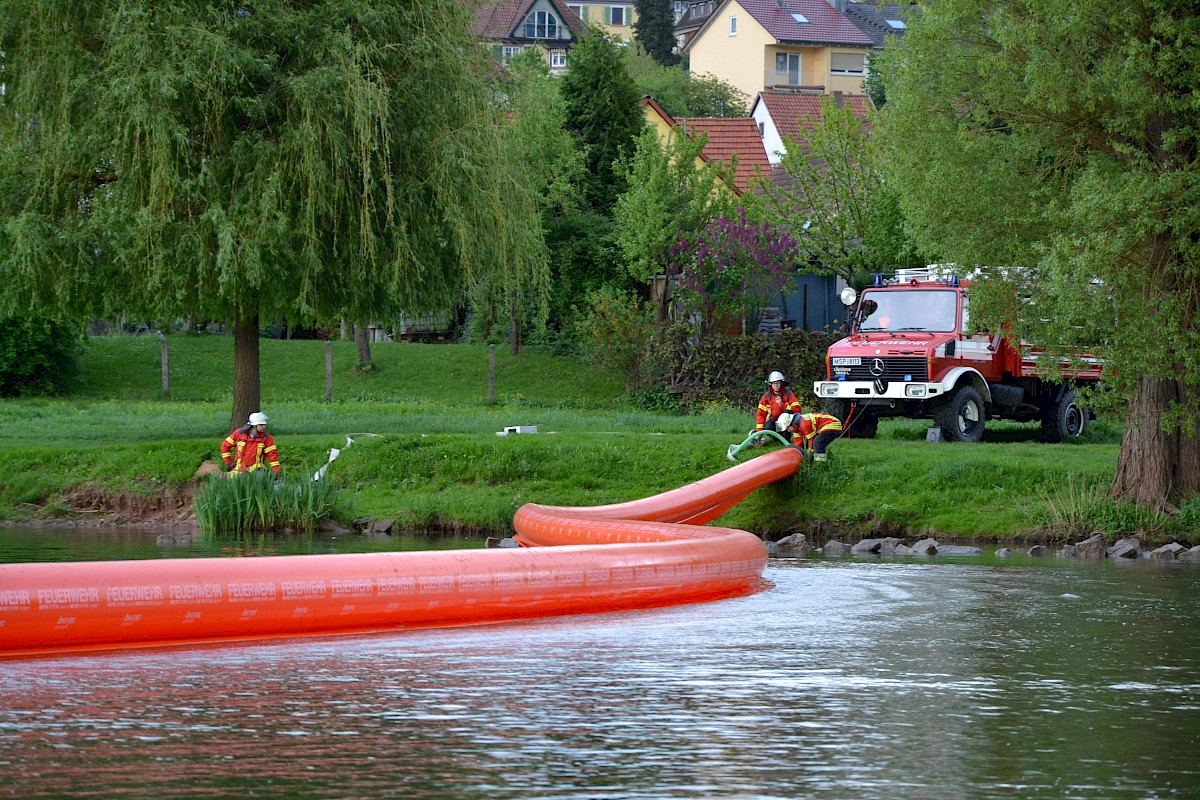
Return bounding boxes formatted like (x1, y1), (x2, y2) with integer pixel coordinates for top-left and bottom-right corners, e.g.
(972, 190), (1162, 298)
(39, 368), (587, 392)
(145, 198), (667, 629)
(833, 90), (844, 108)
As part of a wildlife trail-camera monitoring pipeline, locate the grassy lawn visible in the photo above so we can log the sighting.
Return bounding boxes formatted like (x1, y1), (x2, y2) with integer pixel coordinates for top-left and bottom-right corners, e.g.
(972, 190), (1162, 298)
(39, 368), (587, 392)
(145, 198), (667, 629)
(2, 333), (1189, 545)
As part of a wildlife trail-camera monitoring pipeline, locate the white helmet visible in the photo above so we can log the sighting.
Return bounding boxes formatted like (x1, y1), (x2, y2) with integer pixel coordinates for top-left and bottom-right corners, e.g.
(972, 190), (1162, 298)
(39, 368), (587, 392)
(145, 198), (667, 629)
(767, 371), (786, 384)
(248, 412), (270, 426)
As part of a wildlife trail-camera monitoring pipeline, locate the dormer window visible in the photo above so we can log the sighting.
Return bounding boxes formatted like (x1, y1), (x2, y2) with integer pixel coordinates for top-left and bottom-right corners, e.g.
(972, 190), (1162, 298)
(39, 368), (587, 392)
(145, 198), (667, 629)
(523, 10), (559, 38)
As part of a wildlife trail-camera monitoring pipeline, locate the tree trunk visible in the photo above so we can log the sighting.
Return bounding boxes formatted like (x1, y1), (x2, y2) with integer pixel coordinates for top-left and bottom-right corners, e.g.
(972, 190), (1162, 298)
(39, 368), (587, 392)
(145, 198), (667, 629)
(230, 312), (261, 433)
(354, 324), (372, 366)
(1110, 375), (1200, 513)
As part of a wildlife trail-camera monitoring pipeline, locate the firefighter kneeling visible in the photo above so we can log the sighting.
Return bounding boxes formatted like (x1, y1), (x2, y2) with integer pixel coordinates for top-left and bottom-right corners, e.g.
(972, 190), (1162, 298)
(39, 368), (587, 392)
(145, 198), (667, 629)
(790, 412), (843, 462)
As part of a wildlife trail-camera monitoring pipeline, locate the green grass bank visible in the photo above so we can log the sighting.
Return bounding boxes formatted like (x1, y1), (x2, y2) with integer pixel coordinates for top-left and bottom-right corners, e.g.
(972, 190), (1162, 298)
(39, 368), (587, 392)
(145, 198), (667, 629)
(2, 334), (1194, 545)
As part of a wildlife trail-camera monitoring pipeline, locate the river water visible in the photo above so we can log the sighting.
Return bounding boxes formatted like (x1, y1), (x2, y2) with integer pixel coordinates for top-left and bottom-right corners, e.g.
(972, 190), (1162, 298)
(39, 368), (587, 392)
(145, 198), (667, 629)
(1, 528), (1198, 799)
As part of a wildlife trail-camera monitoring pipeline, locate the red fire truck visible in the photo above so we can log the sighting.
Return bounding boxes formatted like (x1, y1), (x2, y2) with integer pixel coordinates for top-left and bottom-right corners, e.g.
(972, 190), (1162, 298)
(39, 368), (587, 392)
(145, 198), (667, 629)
(813, 270), (1101, 442)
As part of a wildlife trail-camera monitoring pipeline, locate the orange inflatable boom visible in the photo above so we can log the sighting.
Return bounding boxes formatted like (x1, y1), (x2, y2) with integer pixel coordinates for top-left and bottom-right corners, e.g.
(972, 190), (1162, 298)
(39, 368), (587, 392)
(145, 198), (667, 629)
(0, 448), (801, 658)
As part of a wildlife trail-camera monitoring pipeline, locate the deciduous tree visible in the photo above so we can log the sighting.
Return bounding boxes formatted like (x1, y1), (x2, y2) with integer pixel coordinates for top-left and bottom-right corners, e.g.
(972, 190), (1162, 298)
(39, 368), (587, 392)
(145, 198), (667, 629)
(0, 0), (546, 428)
(878, 0), (1200, 511)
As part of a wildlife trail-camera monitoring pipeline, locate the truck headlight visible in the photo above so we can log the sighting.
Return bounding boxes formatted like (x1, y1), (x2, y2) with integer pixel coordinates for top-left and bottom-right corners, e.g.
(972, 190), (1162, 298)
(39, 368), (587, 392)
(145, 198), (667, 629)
(819, 383), (839, 397)
(905, 385), (927, 398)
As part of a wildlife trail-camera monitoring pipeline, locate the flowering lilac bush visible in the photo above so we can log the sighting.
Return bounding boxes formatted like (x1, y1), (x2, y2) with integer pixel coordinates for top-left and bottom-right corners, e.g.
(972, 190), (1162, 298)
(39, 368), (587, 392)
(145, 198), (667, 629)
(668, 209), (800, 330)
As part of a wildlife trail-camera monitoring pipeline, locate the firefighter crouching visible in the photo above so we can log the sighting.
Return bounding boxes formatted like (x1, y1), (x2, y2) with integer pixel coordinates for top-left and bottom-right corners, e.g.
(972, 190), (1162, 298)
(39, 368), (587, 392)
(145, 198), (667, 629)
(221, 412), (282, 476)
(792, 412), (843, 462)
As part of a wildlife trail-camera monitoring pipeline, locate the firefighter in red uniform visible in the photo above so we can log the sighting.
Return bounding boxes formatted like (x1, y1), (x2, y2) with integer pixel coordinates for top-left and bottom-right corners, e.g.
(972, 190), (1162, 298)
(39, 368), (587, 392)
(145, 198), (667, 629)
(754, 371), (803, 444)
(221, 412), (282, 476)
(792, 412), (843, 461)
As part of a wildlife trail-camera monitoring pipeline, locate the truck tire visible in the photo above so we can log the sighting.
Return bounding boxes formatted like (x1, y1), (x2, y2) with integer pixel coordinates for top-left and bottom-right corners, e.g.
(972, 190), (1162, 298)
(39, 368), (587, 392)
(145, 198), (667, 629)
(824, 399), (877, 439)
(935, 386), (985, 443)
(1041, 390), (1087, 442)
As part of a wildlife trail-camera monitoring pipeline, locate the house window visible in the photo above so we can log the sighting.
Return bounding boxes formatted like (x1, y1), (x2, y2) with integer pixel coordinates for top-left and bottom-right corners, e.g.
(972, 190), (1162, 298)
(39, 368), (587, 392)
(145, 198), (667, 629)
(523, 10), (559, 39)
(775, 52), (800, 84)
(789, 12), (808, 23)
(550, 49), (568, 68)
(609, 6), (625, 25)
(885, 18), (906, 28)
(568, 4), (582, 16)
(729, 15), (737, 34)
(502, 45), (524, 65)
(831, 52), (865, 76)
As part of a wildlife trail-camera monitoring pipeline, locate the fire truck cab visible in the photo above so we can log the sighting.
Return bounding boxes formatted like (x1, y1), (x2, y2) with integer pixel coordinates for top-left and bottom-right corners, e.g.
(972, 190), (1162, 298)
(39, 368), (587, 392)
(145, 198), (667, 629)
(813, 270), (1100, 442)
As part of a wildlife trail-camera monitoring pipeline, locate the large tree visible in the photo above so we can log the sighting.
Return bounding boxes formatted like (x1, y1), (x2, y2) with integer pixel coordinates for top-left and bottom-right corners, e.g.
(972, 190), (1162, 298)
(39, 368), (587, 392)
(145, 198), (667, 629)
(756, 96), (922, 287)
(0, 0), (546, 429)
(560, 32), (646, 212)
(878, 0), (1200, 511)
(613, 126), (731, 316)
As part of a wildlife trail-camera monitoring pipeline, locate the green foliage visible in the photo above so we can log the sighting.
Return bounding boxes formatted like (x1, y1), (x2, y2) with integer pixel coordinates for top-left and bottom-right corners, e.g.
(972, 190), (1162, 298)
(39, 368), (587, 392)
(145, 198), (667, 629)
(623, 46), (748, 118)
(577, 287), (657, 391)
(560, 32), (646, 211)
(194, 469), (342, 535)
(0, 316), (84, 397)
(755, 95), (923, 285)
(669, 208), (801, 326)
(654, 325), (838, 409)
(1036, 475), (1182, 540)
(684, 74), (750, 118)
(0, 0), (548, 420)
(614, 127), (732, 287)
(876, 0), (1200, 420)
(633, 0), (679, 66)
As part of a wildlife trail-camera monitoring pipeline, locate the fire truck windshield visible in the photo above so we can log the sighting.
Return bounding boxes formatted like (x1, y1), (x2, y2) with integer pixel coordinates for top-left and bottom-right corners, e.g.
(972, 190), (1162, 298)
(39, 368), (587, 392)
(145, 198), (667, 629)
(857, 289), (958, 333)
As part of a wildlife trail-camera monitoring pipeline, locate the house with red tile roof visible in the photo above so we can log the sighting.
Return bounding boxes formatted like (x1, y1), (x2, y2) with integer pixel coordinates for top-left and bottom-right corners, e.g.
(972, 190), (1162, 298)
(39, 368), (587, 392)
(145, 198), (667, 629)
(683, 0), (873, 101)
(474, 0), (589, 73)
(750, 88), (872, 164)
(640, 96), (771, 196)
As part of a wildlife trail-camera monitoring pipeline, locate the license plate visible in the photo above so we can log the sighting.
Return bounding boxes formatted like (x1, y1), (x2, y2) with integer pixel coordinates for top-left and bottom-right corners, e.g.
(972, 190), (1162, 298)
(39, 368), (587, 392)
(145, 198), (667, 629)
(831, 357), (861, 366)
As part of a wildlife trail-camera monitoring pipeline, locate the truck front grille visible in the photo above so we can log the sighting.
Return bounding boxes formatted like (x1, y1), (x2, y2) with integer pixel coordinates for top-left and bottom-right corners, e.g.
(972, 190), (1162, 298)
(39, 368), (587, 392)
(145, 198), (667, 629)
(837, 357), (929, 382)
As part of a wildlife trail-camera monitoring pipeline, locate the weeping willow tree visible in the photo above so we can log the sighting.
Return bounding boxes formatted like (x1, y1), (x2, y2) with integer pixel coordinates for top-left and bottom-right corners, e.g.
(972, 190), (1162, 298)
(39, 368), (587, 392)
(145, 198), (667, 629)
(0, 1), (548, 428)
(878, 0), (1200, 512)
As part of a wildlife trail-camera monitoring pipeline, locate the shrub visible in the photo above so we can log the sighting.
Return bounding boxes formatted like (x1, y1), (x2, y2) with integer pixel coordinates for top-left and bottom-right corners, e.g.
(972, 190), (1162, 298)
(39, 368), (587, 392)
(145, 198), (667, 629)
(577, 287), (657, 391)
(653, 324), (838, 411)
(0, 316), (85, 397)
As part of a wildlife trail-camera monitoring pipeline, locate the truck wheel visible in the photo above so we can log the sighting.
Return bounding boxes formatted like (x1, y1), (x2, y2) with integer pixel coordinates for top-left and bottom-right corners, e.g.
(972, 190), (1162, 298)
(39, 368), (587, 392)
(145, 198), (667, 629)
(1041, 390), (1087, 442)
(935, 386), (985, 443)
(824, 400), (877, 439)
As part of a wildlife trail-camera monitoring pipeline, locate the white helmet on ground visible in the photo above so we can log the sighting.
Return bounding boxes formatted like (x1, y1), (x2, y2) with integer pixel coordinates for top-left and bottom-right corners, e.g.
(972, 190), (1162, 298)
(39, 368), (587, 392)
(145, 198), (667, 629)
(248, 412), (270, 426)
(766, 371), (786, 384)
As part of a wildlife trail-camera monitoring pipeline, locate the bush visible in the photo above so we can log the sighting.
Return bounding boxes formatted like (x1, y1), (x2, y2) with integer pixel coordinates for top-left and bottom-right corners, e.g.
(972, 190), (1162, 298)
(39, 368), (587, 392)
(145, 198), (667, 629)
(0, 316), (85, 397)
(654, 324), (838, 411)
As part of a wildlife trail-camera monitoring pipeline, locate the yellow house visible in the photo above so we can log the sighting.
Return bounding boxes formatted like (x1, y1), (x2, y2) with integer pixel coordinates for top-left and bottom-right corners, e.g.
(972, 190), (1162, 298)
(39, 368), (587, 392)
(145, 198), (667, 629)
(564, 0), (639, 40)
(683, 0), (873, 101)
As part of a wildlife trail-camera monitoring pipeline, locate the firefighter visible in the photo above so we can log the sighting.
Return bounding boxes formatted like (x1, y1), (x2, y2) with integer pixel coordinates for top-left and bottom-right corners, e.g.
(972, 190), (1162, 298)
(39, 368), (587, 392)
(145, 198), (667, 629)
(754, 371), (803, 445)
(792, 412), (843, 461)
(221, 411), (282, 476)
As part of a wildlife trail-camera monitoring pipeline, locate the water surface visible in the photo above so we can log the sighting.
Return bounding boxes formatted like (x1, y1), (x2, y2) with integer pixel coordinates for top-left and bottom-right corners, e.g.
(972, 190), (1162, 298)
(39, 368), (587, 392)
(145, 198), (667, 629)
(1, 541), (1197, 799)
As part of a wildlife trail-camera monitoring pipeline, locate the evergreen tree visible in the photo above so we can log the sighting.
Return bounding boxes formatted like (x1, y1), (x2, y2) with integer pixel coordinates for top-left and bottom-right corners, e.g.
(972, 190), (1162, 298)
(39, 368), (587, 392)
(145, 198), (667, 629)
(0, 0), (546, 427)
(560, 32), (646, 212)
(634, 0), (680, 67)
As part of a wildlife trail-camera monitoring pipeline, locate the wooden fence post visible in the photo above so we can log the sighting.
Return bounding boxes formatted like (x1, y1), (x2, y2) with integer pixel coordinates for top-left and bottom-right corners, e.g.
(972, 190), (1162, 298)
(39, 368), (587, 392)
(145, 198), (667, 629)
(488, 344), (496, 405)
(161, 336), (169, 397)
(325, 340), (333, 403)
